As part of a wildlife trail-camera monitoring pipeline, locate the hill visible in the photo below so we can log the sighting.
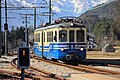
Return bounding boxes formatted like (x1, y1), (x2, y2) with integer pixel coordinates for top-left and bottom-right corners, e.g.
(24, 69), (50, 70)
(79, 0), (120, 48)
(79, 0), (120, 32)
(80, 0), (120, 20)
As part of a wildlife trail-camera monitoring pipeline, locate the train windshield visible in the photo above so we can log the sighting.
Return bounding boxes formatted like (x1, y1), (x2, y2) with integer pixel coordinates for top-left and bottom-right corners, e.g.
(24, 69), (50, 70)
(59, 30), (67, 42)
(76, 30), (84, 42)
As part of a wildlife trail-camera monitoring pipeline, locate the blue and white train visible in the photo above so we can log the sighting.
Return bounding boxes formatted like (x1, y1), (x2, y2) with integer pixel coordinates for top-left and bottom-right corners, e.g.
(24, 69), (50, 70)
(34, 17), (87, 62)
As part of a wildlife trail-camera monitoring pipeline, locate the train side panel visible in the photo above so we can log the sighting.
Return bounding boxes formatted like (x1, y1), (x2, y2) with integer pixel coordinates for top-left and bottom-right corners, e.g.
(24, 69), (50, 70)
(34, 43), (86, 61)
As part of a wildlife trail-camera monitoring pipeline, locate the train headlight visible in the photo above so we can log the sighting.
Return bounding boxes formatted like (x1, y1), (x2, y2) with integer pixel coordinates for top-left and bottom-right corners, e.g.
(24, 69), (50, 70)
(61, 48), (64, 51)
(70, 23), (74, 26)
(80, 48), (84, 51)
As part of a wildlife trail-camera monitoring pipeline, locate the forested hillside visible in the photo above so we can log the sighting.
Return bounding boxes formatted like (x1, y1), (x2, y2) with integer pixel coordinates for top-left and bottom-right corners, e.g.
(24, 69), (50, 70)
(79, 0), (120, 48)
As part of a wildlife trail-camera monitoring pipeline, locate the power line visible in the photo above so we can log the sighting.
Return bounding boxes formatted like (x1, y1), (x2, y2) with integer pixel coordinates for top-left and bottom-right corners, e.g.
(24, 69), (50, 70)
(1, 6), (49, 8)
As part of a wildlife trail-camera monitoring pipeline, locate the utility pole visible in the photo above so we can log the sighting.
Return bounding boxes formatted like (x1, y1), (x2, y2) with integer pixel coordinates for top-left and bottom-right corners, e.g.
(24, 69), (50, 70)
(4, 0), (8, 55)
(0, 0), (2, 56)
(5, 0), (7, 23)
(34, 7), (36, 30)
(23, 13), (29, 47)
(21, 13), (49, 46)
(22, 13), (30, 47)
(49, 0), (52, 24)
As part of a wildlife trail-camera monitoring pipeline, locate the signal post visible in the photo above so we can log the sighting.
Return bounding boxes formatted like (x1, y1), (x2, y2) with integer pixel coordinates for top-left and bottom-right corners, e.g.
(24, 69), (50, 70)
(18, 47), (30, 80)
(4, 23), (8, 55)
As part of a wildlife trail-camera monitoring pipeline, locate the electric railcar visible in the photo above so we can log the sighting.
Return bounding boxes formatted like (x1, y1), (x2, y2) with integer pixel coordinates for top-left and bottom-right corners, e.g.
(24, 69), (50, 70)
(34, 17), (87, 62)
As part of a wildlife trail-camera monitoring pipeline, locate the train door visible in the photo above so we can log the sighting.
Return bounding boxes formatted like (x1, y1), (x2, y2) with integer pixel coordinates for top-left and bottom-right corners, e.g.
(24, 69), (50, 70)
(41, 31), (44, 58)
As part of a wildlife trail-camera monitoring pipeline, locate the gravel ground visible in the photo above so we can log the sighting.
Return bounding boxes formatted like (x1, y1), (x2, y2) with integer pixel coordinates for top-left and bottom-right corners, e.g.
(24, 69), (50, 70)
(0, 55), (20, 73)
(0, 52), (120, 80)
(93, 66), (120, 79)
(30, 59), (84, 78)
(94, 66), (120, 73)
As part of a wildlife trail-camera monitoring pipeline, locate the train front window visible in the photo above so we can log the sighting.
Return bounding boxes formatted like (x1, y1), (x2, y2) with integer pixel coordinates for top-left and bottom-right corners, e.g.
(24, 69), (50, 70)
(69, 30), (74, 42)
(76, 30), (84, 42)
(59, 30), (67, 42)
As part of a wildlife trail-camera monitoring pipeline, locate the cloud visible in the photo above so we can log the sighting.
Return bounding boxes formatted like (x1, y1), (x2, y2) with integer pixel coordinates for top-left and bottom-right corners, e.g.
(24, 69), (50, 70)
(52, 6), (61, 12)
(15, 0), (21, 1)
(69, 0), (86, 13)
(52, 0), (64, 5)
(13, 0), (34, 7)
(10, 0), (112, 14)
(99, 0), (109, 4)
(68, 0), (111, 13)
(50, 0), (111, 14)
(91, 0), (100, 6)
(74, 2), (84, 13)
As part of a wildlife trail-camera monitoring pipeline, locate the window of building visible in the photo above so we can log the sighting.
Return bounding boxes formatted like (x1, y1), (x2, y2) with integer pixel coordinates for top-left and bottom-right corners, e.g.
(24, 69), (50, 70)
(47, 31), (53, 42)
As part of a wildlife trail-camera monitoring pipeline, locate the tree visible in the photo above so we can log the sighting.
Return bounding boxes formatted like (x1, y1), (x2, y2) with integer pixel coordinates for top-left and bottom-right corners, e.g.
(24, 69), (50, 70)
(94, 17), (120, 49)
(28, 25), (34, 43)
(81, 15), (100, 32)
(10, 26), (17, 48)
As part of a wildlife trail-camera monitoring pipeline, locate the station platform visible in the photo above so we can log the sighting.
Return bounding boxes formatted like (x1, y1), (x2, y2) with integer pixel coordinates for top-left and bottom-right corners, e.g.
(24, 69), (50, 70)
(69, 73), (120, 80)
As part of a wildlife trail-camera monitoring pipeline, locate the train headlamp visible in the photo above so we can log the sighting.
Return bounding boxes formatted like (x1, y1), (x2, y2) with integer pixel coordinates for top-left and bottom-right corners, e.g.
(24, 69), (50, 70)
(80, 48), (84, 51)
(70, 23), (74, 26)
(61, 48), (64, 51)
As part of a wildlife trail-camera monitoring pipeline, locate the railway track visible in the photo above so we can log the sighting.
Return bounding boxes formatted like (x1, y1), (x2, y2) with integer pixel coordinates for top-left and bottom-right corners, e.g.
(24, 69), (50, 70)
(11, 58), (69, 80)
(32, 55), (120, 75)
(1, 52), (120, 80)
(81, 59), (120, 73)
(0, 56), (23, 80)
(78, 64), (120, 75)
(108, 64), (120, 68)
(0, 69), (32, 80)
(0, 70), (21, 80)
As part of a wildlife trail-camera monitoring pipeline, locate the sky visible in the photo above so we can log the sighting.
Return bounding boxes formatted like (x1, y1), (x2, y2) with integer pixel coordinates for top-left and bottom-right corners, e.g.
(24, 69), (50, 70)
(1, 0), (115, 30)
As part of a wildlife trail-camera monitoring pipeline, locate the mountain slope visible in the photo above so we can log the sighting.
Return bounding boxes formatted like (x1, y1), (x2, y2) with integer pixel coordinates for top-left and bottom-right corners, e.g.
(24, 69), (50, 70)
(79, 0), (120, 32)
(80, 0), (120, 19)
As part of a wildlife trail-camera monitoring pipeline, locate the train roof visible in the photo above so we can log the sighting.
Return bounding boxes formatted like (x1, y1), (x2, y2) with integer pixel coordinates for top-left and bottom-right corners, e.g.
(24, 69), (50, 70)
(35, 22), (86, 31)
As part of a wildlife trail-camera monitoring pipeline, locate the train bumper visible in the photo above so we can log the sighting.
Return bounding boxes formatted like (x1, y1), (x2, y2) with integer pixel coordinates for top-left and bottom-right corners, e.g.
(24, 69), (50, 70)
(66, 54), (79, 60)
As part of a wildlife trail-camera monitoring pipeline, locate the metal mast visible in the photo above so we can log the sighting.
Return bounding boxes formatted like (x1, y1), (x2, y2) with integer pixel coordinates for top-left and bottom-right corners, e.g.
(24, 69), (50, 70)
(34, 7), (36, 30)
(5, 0), (8, 55)
(0, 0), (2, 56)
(49, 0), (51, 24)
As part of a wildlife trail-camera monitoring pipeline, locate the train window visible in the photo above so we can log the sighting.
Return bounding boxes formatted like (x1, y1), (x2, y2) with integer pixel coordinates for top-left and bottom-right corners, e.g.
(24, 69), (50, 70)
(36, 33), (40, 42)
(59, 30), (67, 42)
(47, 31), (53, 42)
(34, 34), (36, 42)
(44, 32), (45, 42)
(69, 30), (74, 42)
(54, 31), (57, 42)
(76, 30), (84, 42)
